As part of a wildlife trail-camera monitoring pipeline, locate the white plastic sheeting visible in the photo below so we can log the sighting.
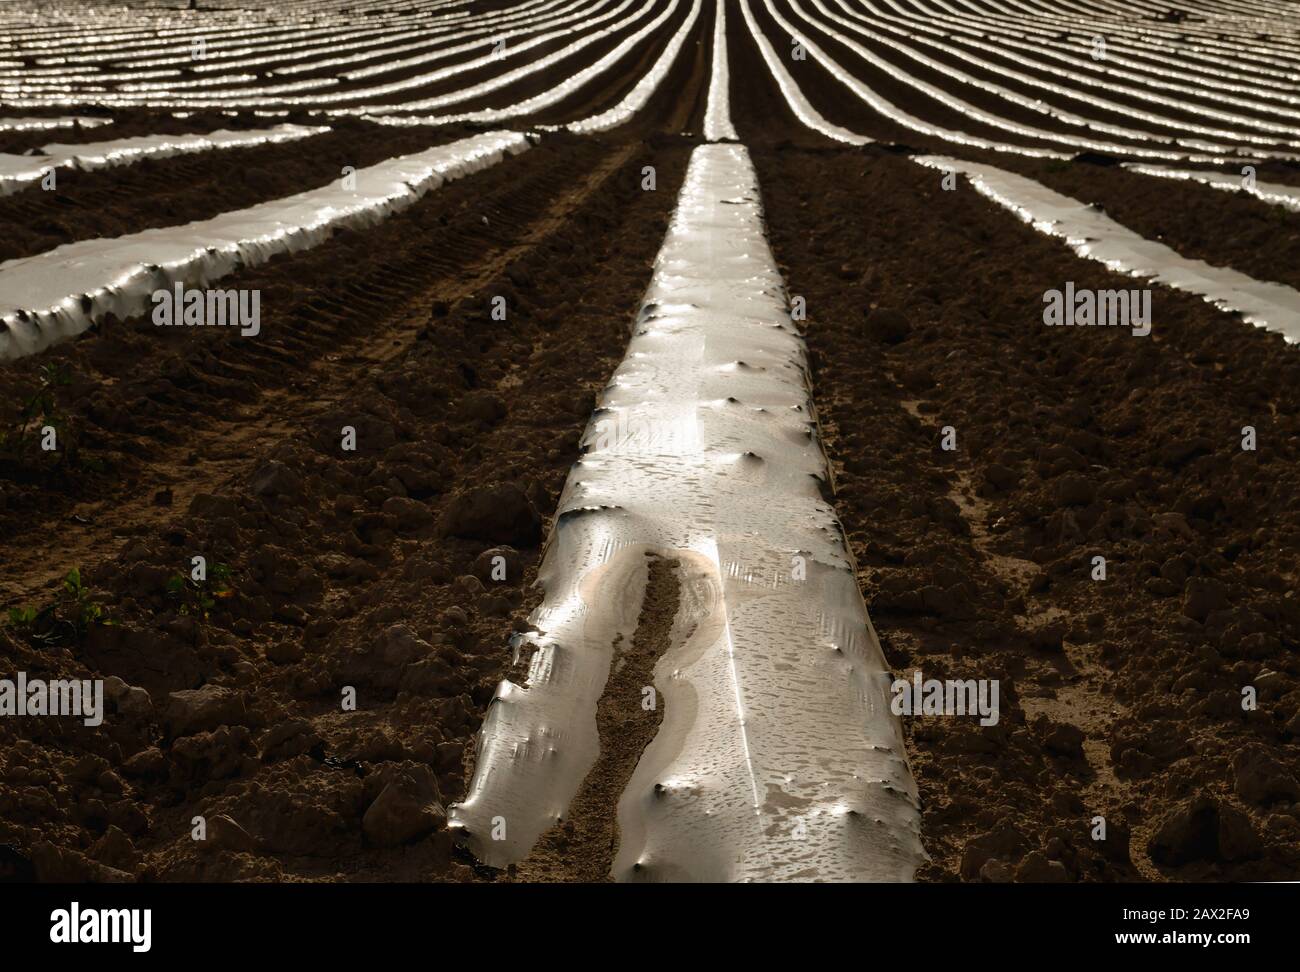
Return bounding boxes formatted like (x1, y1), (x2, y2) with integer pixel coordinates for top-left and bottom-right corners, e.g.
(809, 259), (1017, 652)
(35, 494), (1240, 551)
(0, 130), (529, 361)
(843, 0), (1300, 146)
(327, 0), (649, 113)
(0, 123), (326, 195)
(702, 0), (736, 141)
(337, 0), (592, 82)
(750, 0), (1061, 157)
(750, 0), (1298, 164)
(565, 0), (702, 133)
(360, 0), (679, 128)
(272, 0), (564, 77)
(1124, 163), (1300, 213)
(811, 0), (1297, 154)
(786, 0), (1294, 158)
(916, 155), (1300, 342)
(738, 0), (870, 146)
(883, 0), (1300, 98)
(0, 0), (538, 108)
(0, 116), (113, 132)
(450, 144), (925, 882)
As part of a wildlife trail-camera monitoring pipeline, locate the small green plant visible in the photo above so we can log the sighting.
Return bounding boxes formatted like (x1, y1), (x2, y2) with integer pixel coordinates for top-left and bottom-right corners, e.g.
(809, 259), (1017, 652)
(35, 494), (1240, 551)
(7, 606), (37, 626)
(4, 567), (110, 647)
(62, 567), (106, 634)
(165, 563), (235, 620)
(1, 363), (76, 467)
(211, 562), (234, 590)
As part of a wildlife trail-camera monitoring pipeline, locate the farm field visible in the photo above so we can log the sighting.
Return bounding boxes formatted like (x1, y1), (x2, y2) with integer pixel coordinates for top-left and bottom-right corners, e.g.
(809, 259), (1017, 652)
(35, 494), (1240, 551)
(0, 0), (1298, 897)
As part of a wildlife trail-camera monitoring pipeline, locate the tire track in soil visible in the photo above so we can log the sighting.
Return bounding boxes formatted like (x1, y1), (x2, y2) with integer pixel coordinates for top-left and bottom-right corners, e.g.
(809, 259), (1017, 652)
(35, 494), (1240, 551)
(0, 137), (694, 882)
(0, 0), (713, 599)
(507, 556), (681, 883)
(0, 135), (633, 606)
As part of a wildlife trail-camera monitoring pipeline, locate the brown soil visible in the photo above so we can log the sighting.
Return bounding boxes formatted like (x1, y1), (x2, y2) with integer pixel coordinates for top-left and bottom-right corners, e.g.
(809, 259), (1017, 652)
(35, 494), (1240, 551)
(752, 141), (1300, 883)
(509, 556), (679, 882)
(0, 120), (486, 265)
(0, 130), (695, 882)
(0, 111), (248, 155)
(2, 0), (1298, 885)
(979, 154), (1300, 294)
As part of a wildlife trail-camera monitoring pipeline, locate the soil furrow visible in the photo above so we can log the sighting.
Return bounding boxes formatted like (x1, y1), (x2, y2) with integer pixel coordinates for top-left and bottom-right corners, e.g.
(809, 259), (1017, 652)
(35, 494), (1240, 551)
(969, 153), (1300, 294)
(507, 556), (680, 882)
(0, 133), (692, 883)
(3, 0), (1300, 891)
(752, 141), (1300, 882)
(0, 135), (629, 600)
(0, 120), (486, 265)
